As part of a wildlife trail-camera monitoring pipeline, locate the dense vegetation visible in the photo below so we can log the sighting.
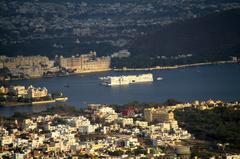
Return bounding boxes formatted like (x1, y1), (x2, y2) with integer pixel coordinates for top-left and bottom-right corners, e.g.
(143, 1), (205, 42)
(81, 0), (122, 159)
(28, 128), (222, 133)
(112, 9), (240, 68)
(175, 107), (240, 150)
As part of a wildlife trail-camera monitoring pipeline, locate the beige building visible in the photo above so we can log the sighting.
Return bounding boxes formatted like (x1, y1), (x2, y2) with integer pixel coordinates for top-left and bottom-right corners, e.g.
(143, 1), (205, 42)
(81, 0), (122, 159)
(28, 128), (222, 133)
(1, 55), (54, 78)
(2, 55), (52, 69)
(26, 86), (48, 99)
(135, 120), (148, 128)
(9, 85), (48, 99)
(58, 51), (110, 73)
(0, 135), (15, 146)
(17, 65), (44, 78)
(0, 86), (8, 94)
(144, 107), (175, 122)
(117, 117), (134, 127)
(9, 85), (27, 97)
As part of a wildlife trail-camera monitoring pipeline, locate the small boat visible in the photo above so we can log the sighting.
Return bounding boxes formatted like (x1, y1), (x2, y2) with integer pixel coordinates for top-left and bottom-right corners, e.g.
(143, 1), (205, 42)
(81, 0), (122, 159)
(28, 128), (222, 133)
(64, 85), (70, 88)
(157, 77), (163, 80)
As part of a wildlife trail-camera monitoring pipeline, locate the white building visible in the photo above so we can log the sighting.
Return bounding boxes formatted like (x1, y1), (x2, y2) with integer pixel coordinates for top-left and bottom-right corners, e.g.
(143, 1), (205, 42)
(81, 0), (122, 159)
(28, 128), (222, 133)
(14, 153), (25, 159)
(78, 125), (95, 134)
(100, 73), (153, 86)
(94, 106), (118, 123)
(67, 116), (91, 127)
(111, 49), (131, 58)
(123, 137), (140, 148)
(117, 118), (134, 127)
(67, 116), (95, 134)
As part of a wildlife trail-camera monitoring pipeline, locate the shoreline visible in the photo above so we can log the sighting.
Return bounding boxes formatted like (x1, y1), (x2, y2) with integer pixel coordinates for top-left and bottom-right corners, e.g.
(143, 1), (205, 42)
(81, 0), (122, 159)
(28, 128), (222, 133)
(0, 97), (68, 107)
(113, 60), (238, 72)
(7, 69), (112, 81)
(2, 60), (238, 82)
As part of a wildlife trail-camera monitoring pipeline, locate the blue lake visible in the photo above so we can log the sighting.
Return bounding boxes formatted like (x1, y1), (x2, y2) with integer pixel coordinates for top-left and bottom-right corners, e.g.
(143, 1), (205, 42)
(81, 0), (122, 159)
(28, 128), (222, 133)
(1, 64), (240, 116)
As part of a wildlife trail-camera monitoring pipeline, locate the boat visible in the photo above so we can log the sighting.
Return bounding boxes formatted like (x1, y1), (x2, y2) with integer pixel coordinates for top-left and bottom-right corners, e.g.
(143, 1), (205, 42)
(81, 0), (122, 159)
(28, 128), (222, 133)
(64, 85), (70, 88)
(99, 73), (154, 86)
(157, 77), (163, 80)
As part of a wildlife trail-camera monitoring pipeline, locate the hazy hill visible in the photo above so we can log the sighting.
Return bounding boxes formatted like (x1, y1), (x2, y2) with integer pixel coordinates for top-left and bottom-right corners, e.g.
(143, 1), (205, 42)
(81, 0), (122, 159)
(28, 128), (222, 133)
(131, 8), (240, 57)
(112, 9), (240, 68)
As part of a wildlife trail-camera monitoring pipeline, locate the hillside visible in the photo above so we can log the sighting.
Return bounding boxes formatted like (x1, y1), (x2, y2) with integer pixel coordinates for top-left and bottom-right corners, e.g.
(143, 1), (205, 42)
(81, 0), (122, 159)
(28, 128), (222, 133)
(112, 9), (240, 68)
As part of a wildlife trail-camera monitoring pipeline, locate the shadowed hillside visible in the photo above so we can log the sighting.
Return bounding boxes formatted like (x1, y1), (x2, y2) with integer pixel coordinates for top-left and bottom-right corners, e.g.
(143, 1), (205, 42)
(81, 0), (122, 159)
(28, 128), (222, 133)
(112, 9), (240, 68)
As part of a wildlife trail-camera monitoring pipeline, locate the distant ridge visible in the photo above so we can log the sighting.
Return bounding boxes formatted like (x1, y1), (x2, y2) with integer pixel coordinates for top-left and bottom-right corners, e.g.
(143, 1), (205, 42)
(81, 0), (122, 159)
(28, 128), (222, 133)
(120, 8), (240, 67)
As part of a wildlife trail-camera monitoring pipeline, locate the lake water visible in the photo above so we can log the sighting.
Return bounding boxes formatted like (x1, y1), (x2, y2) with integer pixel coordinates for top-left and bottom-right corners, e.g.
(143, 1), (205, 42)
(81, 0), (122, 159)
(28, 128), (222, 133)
(1, 64), (240, 117)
